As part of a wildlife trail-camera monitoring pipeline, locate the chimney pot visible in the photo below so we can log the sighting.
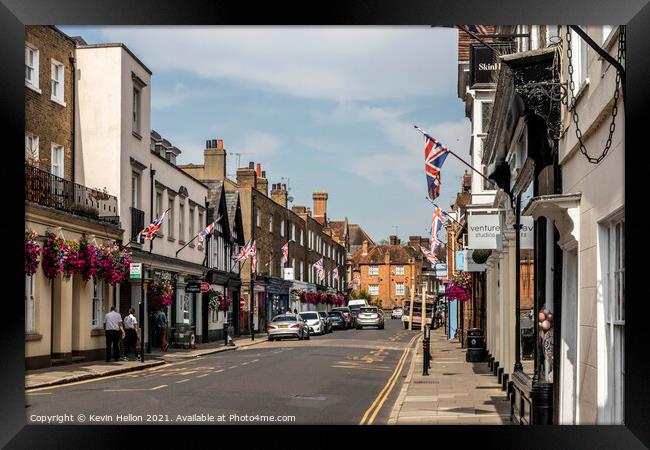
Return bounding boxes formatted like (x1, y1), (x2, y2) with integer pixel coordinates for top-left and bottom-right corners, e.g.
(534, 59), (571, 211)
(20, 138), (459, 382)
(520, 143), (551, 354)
(206, 140), (211, 148)
(261, 170), (266, 178)
(256, 163), (261, 177)
(248, 161), (254, 169)
(216, 139), (223, 150)
(212, 139), (217, 148)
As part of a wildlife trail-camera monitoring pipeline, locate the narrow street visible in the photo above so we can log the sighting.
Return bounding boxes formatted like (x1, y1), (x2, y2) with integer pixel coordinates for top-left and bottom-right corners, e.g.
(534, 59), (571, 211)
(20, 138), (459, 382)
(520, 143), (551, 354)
(26, 319), (417, 425)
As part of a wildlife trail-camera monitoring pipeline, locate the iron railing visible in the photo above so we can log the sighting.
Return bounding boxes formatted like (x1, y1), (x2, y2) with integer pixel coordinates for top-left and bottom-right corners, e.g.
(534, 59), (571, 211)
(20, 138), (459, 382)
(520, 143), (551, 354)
(25, 164), (119, 225)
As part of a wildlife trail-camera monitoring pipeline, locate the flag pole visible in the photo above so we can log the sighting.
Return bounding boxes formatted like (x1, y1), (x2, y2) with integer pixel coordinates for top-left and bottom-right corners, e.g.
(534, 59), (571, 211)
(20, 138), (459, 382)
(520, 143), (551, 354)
(415, 125), (497, 188)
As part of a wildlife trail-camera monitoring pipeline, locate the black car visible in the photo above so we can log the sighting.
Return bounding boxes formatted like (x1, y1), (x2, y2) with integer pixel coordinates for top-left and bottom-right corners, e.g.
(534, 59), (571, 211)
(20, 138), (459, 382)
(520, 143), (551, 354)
(318, 311), (333, 333)
(328, 311), (346, 329)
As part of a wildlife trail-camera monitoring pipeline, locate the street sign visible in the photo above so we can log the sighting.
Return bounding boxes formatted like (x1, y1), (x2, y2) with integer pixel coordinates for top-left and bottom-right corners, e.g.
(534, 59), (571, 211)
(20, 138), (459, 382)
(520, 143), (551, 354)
(200, 282), (210, 293)
(186, 280), (201, 293)
(130, 263), (142, 280)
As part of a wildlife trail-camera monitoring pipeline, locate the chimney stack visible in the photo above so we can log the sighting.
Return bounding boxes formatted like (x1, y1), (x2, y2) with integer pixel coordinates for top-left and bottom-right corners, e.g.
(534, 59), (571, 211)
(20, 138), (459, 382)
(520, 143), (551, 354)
(389, 235), (400, 245)
(408, 236), (422, 247)
(305, 207), (312, 217)
(313, 192), (328, 221)
(271, 183), (288, 208)
(236, 161), (257, 188)
(204, 138), (226, 180)
(362, 240), (369, 256)
(257, 168), (268, 196)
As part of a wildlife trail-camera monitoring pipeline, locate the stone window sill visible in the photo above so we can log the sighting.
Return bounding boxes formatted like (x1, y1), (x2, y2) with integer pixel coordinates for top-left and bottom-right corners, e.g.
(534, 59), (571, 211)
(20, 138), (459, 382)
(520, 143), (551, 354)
(168, 236), (176, 243)
(25, 82), (41, 94)
(51, 96), (66, 107)
(179, 240), (186, 246)
(91, 329), (104, 337)
(25, 333), (43, 342)
(132, 130), (143, 140)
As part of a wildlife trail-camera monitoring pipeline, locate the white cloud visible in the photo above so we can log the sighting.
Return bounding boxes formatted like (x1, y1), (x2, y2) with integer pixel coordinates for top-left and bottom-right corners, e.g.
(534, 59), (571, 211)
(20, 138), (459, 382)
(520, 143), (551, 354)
(96, 26), (458, 102)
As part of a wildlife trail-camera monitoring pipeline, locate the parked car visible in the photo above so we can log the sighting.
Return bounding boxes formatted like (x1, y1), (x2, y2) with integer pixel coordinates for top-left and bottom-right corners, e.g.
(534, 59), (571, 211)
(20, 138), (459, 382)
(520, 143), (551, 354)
(391, 307), (403, 319)
(267, 314), (310, 341)
(298, 311), (325, 336)
(356, 306), (385, 330)
(318, 311), (333, 333)
(331, 307), (353, 329)
(328, 311), (346, 329)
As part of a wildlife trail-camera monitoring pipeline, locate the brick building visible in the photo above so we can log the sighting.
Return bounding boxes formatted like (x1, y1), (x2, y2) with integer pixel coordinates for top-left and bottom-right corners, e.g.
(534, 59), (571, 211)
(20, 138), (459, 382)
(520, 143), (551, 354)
(25, 26), (76, 181)
(350, 236), (424, 310)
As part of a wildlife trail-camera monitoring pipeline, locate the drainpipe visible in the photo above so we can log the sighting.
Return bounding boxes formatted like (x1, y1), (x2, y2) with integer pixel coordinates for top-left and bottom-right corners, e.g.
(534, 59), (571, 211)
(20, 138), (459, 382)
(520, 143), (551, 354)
(69, 51), (76, 183)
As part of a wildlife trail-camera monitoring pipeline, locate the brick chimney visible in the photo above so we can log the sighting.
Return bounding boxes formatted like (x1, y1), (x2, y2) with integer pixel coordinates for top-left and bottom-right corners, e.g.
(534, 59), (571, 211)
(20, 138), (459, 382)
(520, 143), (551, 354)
(236, 161), (257, 188)
(408, 236), (422, 247)
(389, 235), (400, 245)
(362, 239), (368, 255)
(313, 192), (328, 221)
(305, 207), (312, 217)
(292, 205), (306, 215)
(204, 138), (226, 180)
(271, 183), (288, 208)
(257, 168), (268, 196)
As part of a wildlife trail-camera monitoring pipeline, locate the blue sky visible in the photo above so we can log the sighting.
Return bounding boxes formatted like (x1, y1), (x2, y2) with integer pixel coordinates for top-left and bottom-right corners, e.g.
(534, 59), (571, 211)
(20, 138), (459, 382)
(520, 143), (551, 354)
(60, 26), (471, 242)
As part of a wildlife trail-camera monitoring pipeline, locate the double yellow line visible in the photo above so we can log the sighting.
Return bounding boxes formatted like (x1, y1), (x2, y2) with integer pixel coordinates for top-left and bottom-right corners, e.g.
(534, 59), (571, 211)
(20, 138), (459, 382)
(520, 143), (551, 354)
(359, 333), (420, 425)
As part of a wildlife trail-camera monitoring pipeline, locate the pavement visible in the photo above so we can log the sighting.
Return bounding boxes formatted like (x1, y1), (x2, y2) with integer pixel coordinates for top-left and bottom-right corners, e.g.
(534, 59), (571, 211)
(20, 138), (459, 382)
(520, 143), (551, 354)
(25, 335), (268, 390)
(24, 320), (417, 425)
(388, 326), (512, 424)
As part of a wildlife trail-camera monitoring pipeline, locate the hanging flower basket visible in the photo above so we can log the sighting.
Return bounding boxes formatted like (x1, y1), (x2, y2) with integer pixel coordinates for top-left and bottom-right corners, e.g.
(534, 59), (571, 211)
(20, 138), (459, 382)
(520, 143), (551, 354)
(148, 279), (174, 313)
(41, 232), (65, 280)
(471, 249), (492, 264)
(25, 230), (41, 276)
(446, 271), (472, 301)
(95, 244), (131, 285)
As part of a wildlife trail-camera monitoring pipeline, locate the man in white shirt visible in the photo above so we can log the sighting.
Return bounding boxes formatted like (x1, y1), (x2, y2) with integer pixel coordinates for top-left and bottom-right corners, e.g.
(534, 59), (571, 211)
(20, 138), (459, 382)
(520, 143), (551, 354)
(123, 308), (139, 360)
(104, 306), (125, 362)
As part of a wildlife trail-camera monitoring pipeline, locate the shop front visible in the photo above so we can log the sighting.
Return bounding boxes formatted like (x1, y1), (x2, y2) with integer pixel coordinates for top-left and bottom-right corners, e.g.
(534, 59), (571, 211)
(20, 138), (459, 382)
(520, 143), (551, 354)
(266, 276), (292, 321)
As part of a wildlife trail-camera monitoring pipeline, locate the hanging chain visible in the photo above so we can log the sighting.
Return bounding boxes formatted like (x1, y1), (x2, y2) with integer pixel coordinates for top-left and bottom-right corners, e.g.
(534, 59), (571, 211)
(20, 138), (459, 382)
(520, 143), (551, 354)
(564, 26), (624, 164)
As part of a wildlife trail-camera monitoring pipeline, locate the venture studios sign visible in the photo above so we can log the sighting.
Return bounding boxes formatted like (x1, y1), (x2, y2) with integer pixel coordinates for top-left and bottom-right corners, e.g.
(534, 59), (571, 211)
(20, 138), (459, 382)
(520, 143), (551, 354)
(468, 214), (502, 249)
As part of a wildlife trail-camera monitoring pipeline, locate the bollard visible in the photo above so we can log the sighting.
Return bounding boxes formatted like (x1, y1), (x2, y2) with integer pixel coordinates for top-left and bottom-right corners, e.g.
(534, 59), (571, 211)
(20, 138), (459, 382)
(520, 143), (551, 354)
(223, 323), (229, 346)
(422, 337), (430, 376)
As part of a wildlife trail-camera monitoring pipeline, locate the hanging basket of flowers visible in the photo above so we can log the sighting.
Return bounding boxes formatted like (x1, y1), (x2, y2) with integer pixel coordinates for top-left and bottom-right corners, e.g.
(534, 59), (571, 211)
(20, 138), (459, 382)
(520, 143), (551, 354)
(446, 271), (472, 301)
(41, 231), (65, 280)
(25, 230), (41, 276)
(319, 292), (328, 304)
(95, 244), (131, 285)
(148, 279), (174, 313)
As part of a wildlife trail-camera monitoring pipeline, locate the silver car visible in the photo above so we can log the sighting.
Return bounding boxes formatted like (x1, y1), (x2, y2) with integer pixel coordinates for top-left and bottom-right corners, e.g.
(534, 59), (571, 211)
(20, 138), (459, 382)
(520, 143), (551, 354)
(356, 306), (385, 330)
(267, 314), (310, 341)
(298, 311), (325, 335)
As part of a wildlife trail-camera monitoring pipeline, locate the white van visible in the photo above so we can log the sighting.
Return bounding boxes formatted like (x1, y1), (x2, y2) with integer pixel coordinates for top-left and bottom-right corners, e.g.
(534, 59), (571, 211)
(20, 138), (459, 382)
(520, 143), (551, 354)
(347, 299), (369, 308)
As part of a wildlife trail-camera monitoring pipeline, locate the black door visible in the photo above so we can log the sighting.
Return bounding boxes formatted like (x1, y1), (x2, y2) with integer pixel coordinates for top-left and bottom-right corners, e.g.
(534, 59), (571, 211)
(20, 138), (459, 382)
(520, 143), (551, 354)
(232, 290), (240, 336)
(201, 292), (209, 343)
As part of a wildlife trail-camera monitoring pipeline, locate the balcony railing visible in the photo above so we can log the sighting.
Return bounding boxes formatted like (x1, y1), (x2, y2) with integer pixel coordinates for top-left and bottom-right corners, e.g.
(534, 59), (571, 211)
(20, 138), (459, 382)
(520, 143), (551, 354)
(25, 164), (119, 225)
(130, 207), (145, 242)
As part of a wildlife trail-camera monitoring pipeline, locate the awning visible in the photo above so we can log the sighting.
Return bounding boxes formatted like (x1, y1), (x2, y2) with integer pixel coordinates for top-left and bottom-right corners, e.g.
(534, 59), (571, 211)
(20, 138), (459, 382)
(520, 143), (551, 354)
(522, 193), (581, 251)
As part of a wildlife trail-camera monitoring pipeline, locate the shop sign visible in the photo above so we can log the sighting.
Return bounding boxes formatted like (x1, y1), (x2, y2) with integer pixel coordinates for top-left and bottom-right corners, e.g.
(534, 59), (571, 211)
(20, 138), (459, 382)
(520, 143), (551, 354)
(469, 43), (513, 87)
(520, 216), (534, 250)
(186, 280), (201, 293)
(455, 251), (465, 271)
(129, 263), (142, 280)
(435, 263), (447, 278)
(200, 282), (210, 293)
(464, 250), (487, 272)
(468, 213), (502, 250)
(283, 267), (294, 281)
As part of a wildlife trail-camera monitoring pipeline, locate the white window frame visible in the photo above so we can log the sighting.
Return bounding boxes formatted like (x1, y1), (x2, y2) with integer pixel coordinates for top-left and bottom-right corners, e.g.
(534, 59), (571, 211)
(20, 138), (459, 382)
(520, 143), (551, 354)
(570, 26), (590, 97)
(25, 132), (39, 162)
(602, 25), (614, 45)
(291, 223), (296, 241)
(92, 278), (105, 329)
(300, 229), (304, 246)
(396, 282), (405, 296)
(299, 260), (303, 281)
(256, 207), (261, 227)
(50, 59), (65, 106)
(280, 220), (285, 237)
(168, 196), (176, 238)
(530, 25), (540, 51)
(369, 284), (379, 296)
(368, 265), (379, 276)
(131, 171), (140, 209)
(25, 43), (40, 93)
(133, 86), (142, 135)
(269, 214), (273, 232)
(396, 265), (405, 275)
(51, 143), (64, 178)
(179, 201), (185, 243)
(197, 209), (204, 246)
(597, 214), (625, 424)
(189, 206), (195, 241)
(25, 275), (36, 334)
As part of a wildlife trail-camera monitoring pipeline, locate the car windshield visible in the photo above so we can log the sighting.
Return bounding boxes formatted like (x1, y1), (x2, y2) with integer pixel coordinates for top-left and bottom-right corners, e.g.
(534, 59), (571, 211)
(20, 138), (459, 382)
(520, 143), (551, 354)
(350, 306), (362, 313)
(318, 312), (327, 317)
(272, 315), (296, 322)
(361, 307), (377, 313)
(299, 313), (319, 320)
(329, 312), (342, 318)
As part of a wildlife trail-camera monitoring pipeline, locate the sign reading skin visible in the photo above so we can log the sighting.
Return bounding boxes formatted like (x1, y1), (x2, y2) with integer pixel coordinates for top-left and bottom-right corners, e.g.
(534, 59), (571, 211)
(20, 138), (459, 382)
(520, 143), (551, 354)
(468, 213), (502, 249)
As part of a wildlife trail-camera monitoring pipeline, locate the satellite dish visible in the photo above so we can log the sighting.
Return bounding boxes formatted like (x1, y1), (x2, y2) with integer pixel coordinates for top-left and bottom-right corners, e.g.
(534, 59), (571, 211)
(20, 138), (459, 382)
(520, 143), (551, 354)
(287, 196), (294, 202)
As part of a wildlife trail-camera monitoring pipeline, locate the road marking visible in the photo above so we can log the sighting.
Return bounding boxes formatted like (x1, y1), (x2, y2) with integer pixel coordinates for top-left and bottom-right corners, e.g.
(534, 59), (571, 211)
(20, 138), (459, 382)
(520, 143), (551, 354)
(240, 362), (249, 366)
(213, 369), (225, 374)
(228, 366), (237, 369)
(25, 392), (52, 395)
(331, 365), (392, 372)
(104, 384), (168, 392)
(251, 359), (259, 363)
(359, 333), (419, 425)
(176, 379), (190, 384)
(196, 373), (209, 378)
(180, 370), (198, 375)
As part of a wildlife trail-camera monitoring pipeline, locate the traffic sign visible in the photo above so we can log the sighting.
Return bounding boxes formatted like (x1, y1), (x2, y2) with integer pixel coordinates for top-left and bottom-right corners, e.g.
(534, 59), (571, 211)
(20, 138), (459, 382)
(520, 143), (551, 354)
(200, 282), (210, 293)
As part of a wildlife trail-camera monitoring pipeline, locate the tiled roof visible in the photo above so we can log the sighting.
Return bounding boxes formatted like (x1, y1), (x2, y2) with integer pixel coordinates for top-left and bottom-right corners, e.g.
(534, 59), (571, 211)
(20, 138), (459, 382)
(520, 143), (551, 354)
(352, 244), (420, 265)
(349, 224), (374, 247)
(329, 220), (347, 239)
(225, 191), (239, 231)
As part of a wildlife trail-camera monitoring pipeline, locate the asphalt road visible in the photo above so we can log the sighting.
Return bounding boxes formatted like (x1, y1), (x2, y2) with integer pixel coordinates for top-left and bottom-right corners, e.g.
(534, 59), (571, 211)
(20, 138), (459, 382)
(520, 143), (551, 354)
(26, 317), (418, 425)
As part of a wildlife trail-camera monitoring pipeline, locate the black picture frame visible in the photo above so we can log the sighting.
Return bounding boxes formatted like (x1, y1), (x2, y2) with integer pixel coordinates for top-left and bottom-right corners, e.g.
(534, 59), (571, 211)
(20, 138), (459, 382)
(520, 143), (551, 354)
(1, 0), (648, 447)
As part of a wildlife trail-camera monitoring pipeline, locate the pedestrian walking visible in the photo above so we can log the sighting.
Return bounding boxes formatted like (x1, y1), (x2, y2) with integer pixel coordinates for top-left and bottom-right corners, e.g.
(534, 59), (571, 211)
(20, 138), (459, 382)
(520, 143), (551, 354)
(157, 310), (168, 351)
(104, 306), (125, 362)
(123, 308), (139, 360)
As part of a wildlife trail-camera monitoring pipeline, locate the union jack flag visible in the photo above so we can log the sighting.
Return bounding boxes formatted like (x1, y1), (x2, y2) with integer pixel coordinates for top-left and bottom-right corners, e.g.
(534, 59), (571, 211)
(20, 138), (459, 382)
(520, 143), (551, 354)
(332, 267), (339, 281)
(467, 25), (489, 34)
(198, 214), (221, 244)
(423, 133), (449, 201)
(431, 207), (447, 241)
(420, 245), (438, 265)
(233, 239), (257, 272)
(313, 258), (325, 282)
(280, 241), (289, 266)
(430, 236), (444, 254)
(137, 209), (169, 243)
